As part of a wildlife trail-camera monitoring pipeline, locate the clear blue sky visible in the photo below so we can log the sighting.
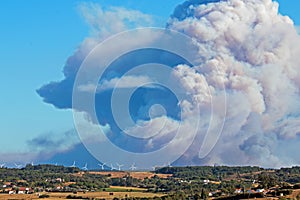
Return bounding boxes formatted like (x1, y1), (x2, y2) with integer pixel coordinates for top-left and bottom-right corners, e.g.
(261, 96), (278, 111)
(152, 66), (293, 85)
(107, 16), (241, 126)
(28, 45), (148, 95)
(0, 0), (184, 153)
(0, 0), (299, 158)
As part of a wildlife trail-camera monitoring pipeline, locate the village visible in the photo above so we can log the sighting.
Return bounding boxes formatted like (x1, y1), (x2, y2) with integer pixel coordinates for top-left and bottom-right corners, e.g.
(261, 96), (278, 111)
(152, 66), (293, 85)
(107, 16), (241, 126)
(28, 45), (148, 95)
(0, 164), (300, 199)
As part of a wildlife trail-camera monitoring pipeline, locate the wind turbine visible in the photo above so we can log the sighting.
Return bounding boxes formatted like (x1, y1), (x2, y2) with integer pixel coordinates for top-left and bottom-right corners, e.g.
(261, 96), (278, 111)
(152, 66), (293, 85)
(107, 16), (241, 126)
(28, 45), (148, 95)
(70, 161), (76, 168)
(165, 162), (172, 168)
(116, 163), (124, 171)
(82, 163), (88, 171)
(129, 163), (137, 171)
(14, 163), (22, 169)
(0, 163), (5, 168)
(98, 163), (106, 170)
(110, 164), (116, 171)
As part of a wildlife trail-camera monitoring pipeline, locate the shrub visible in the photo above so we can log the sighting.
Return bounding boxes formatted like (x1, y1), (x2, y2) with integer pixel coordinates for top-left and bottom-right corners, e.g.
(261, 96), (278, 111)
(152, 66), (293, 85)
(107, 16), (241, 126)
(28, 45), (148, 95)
(39, 194), (50, 198)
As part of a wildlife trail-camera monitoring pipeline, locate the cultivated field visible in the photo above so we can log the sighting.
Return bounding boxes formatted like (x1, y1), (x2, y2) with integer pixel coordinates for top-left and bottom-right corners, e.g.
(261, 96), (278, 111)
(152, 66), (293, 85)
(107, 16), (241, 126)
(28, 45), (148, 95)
(88, 171), (172, 179)
(0, 189), (165, 200)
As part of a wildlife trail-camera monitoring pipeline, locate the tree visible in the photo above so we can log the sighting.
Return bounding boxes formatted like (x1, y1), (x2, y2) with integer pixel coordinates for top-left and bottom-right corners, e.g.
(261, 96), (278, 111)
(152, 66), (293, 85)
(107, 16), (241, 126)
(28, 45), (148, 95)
(201, 188), (208, 200)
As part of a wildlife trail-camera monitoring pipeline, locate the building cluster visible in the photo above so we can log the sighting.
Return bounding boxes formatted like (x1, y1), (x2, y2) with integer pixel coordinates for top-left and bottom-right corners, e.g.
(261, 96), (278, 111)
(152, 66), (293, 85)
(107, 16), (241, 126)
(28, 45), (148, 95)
(1, 182), (34, 194)
(0, 178), (70, 194)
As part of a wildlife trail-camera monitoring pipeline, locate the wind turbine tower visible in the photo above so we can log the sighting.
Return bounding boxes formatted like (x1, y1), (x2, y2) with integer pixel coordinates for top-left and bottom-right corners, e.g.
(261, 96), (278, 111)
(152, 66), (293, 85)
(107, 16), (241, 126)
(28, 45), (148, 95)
(82, 163), (88, 171)
(116, 163), (124, 171)
(98, 163), (106, 171)
(70, 161), (76, 168)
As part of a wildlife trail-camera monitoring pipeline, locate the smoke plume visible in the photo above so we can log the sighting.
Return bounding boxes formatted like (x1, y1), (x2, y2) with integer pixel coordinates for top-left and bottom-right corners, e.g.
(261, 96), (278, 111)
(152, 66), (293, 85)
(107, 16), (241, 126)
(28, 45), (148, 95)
(38, 0), (300, 168)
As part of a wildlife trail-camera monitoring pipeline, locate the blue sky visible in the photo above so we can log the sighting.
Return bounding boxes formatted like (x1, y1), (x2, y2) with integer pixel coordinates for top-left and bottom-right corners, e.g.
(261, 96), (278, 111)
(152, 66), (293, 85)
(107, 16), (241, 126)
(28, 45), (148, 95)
(0, 0), (183, 154)
(278, 0), (300, 25)
(0, 0), (299, 166)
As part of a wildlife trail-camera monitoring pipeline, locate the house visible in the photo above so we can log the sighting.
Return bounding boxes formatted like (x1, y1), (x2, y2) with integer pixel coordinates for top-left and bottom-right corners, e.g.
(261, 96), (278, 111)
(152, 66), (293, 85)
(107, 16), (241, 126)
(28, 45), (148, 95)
(256, 188), (265, 193)
(234, 188), (243, 194)
(56, 178), (64, 182)
(203, 179), (210, 184)
(8, 190), (15, 194)
(56, 186), (62, 190)
(246, 189), (256, 194)
(5, 188), (14, 194)
(18, 187), (31, 194)
(18, 187), (26, 194)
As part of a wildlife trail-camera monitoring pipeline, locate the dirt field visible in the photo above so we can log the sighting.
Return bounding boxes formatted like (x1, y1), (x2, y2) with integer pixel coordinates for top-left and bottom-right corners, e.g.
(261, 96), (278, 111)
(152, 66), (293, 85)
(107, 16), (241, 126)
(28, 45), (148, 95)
(1, 189), (299, 200)
(243, 189), (300, 200)
(287, 189), (300, 199)
(109, 186), (147, 191)
(0, 191), (165, 200)
(0, 193), (38, 199)
(89, 171), (172, 179)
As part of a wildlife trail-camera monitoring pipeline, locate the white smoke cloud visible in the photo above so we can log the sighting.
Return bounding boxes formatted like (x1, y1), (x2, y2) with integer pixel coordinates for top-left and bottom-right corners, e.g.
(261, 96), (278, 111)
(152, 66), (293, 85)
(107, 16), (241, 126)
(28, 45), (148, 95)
(78, 3), (154, 38)
(38, 0), (300, 168)
(168, 0), (300, 167)
(172, 64), (212, 105)
(74, 3), (155, 58)
(98, 75), (155, 91)
(78, 76), (155, 93)
(61, 3), (156, 83)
